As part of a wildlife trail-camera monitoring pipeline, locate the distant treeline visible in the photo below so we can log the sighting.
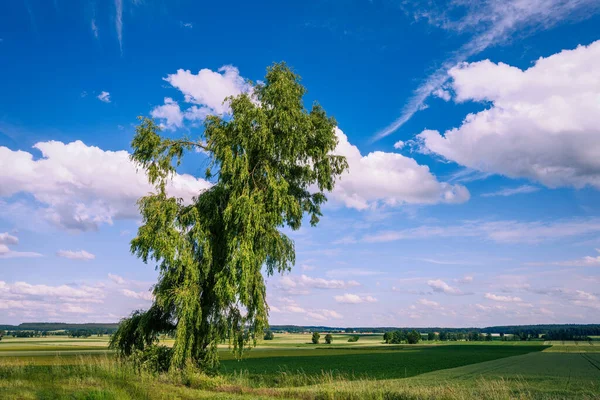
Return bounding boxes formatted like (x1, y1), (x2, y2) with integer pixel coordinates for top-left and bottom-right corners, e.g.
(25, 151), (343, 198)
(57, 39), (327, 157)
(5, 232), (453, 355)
(2, 323), (599, 340)
(270, 324), (600, 339)
(0, 323), (119, 337)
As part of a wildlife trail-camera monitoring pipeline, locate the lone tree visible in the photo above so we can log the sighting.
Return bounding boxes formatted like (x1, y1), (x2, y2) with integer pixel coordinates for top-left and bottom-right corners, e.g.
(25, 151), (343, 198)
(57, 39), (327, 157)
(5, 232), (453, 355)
(325, 333), (333, 344)
(312, 332), (321, 344)
(109, 63), (347, 370)
(264, 330), (274, 340)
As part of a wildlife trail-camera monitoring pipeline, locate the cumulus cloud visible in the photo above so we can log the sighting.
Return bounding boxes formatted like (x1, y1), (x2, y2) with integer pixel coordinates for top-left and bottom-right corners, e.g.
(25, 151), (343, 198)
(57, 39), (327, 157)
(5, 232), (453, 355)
(150, 97), (183, 130)
(427, 279), (466, 296)
(393, 140), (405, 149)
(418, 40), (600, 189)
(334, 293), (377, 304)
(331, 128), (469, 210)
(278, 274), (360, 294)
(268, 297), (344, 321)
(122, 289), (153, 301)
(417, 298), (440, 307)
(0, 281), (103, 300)
(485, 293), (523, 302)
(432, 88), (451, 101)
(164, 65), (251, 117)
(56, 250), (95, 261)
(374, 0), (600, 139)
(97, 91), (111, 103)
(108, 273), (126, 285)
(0, 141), (211, 231)
(0, 232), (42, 259)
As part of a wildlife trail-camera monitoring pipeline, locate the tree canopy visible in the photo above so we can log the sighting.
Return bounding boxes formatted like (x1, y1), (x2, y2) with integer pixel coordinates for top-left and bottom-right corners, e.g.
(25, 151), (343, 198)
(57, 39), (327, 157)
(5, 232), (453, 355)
(109, 63), (348, 370)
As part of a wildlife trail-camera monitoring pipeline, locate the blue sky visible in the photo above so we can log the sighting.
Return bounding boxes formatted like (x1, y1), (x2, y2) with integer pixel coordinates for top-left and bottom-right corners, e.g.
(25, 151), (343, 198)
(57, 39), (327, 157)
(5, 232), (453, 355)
(1, 0), (600, 327)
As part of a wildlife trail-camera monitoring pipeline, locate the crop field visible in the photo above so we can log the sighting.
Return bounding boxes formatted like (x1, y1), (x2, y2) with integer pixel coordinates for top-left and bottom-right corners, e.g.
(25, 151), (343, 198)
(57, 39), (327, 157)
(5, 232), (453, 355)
(1, 334), (599, 399)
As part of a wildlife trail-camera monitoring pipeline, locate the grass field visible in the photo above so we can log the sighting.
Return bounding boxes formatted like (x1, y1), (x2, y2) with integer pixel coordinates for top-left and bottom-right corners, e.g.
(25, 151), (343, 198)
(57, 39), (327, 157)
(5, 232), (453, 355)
(1, 333), (599, 399)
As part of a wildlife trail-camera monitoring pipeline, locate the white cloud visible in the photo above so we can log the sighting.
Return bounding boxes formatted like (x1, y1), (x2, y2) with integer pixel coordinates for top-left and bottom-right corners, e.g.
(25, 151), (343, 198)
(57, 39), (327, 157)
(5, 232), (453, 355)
(331, 127), (469, 210)
(485, 293), (523, 302)
(325, 268), (383, 278)
(56, 250), (95, 261)
(0, 232), (18, 245)
(0, 232), (42, 259)
(417, 298), (440, 307)
(393, 140), (405, 149)
(164, 65), (251, 117)
(269, 297), (344, 321)
(180, 22), (193, 29)
(418, 40), (600, 189)
(97, 91), (111, 103)
(150, 97), (183, 130)
(278, 274), (360, 292)
(108, 273), (125, 285)
(362, 218), (600, 244)
(481, 185), (540, 197)
(0, 281), (103, 299)
(91, 18), (98, 38)
(529, 249), (600, 267)
(574, 290), (597, 302)
(114, 0), (122, 52)
(334, 293), (377, 304)
(427, 279), (466, 296)
(122, 289), (153, 301)
(432, 88), (451, 101)
(0, 141), (211, 231)
(374, 0), (600, 140)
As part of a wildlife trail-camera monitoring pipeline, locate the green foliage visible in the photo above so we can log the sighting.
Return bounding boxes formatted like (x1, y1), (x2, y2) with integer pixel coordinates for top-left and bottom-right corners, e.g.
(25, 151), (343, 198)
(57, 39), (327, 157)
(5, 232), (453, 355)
(109, 305), (176, 357)
(325, 334), (333, 344)
(263, 330), (274, 340)
(130, 345), (173, 373)
(347, 335), (359, 342)
(406, 330), (421, 344)
(312, 332), (320, 344)
(115, 63), (347, 371)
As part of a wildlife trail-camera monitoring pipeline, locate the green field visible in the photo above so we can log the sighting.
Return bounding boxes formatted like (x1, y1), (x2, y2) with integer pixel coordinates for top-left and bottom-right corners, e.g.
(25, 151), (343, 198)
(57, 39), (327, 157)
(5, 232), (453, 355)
(1, 334), (599, 399)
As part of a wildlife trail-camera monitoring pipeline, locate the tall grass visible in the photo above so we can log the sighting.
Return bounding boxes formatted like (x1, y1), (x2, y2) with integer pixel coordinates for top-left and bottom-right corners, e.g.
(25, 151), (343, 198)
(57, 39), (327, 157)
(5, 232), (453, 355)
(1, 356), (598, 399)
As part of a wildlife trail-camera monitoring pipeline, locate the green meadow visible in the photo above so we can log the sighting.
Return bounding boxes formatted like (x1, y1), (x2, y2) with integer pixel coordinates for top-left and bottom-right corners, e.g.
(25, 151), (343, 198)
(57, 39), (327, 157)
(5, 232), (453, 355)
(1, 333), (599, 399)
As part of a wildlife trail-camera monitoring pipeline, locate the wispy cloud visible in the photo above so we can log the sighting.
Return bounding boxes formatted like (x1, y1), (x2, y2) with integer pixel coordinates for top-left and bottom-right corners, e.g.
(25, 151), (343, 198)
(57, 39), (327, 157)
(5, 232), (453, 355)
(363, 218), (600, 244)
(526, 249), (600, 267)
(97, 91), (111, 103)
(334, 293), (377, 304)
(0, 232), (43, 259)
(91, 18), (99, 39)
(115, 0), (123, 53)
(373, 0), (600, 140)
(56, 250), (95, 261)
(485, 293), (522, 302)
(481, 185), (540, 197)
(427, 279), (469, 295)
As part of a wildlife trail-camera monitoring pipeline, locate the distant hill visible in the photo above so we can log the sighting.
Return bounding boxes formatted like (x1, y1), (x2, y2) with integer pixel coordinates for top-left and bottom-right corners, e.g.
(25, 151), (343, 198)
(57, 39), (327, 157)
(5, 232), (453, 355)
(1, 323), (119, 332)
(3, 323), (599, 338)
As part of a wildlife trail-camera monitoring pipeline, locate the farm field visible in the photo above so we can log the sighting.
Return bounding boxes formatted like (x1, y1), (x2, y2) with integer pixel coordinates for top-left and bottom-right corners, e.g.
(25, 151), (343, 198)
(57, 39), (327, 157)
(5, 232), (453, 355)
(2, 333), (599, 399)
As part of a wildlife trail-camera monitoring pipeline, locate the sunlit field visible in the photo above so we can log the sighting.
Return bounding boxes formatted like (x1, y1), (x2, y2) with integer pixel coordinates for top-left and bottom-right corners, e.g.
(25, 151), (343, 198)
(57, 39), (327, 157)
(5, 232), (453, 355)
(2, 333), (599, 399)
